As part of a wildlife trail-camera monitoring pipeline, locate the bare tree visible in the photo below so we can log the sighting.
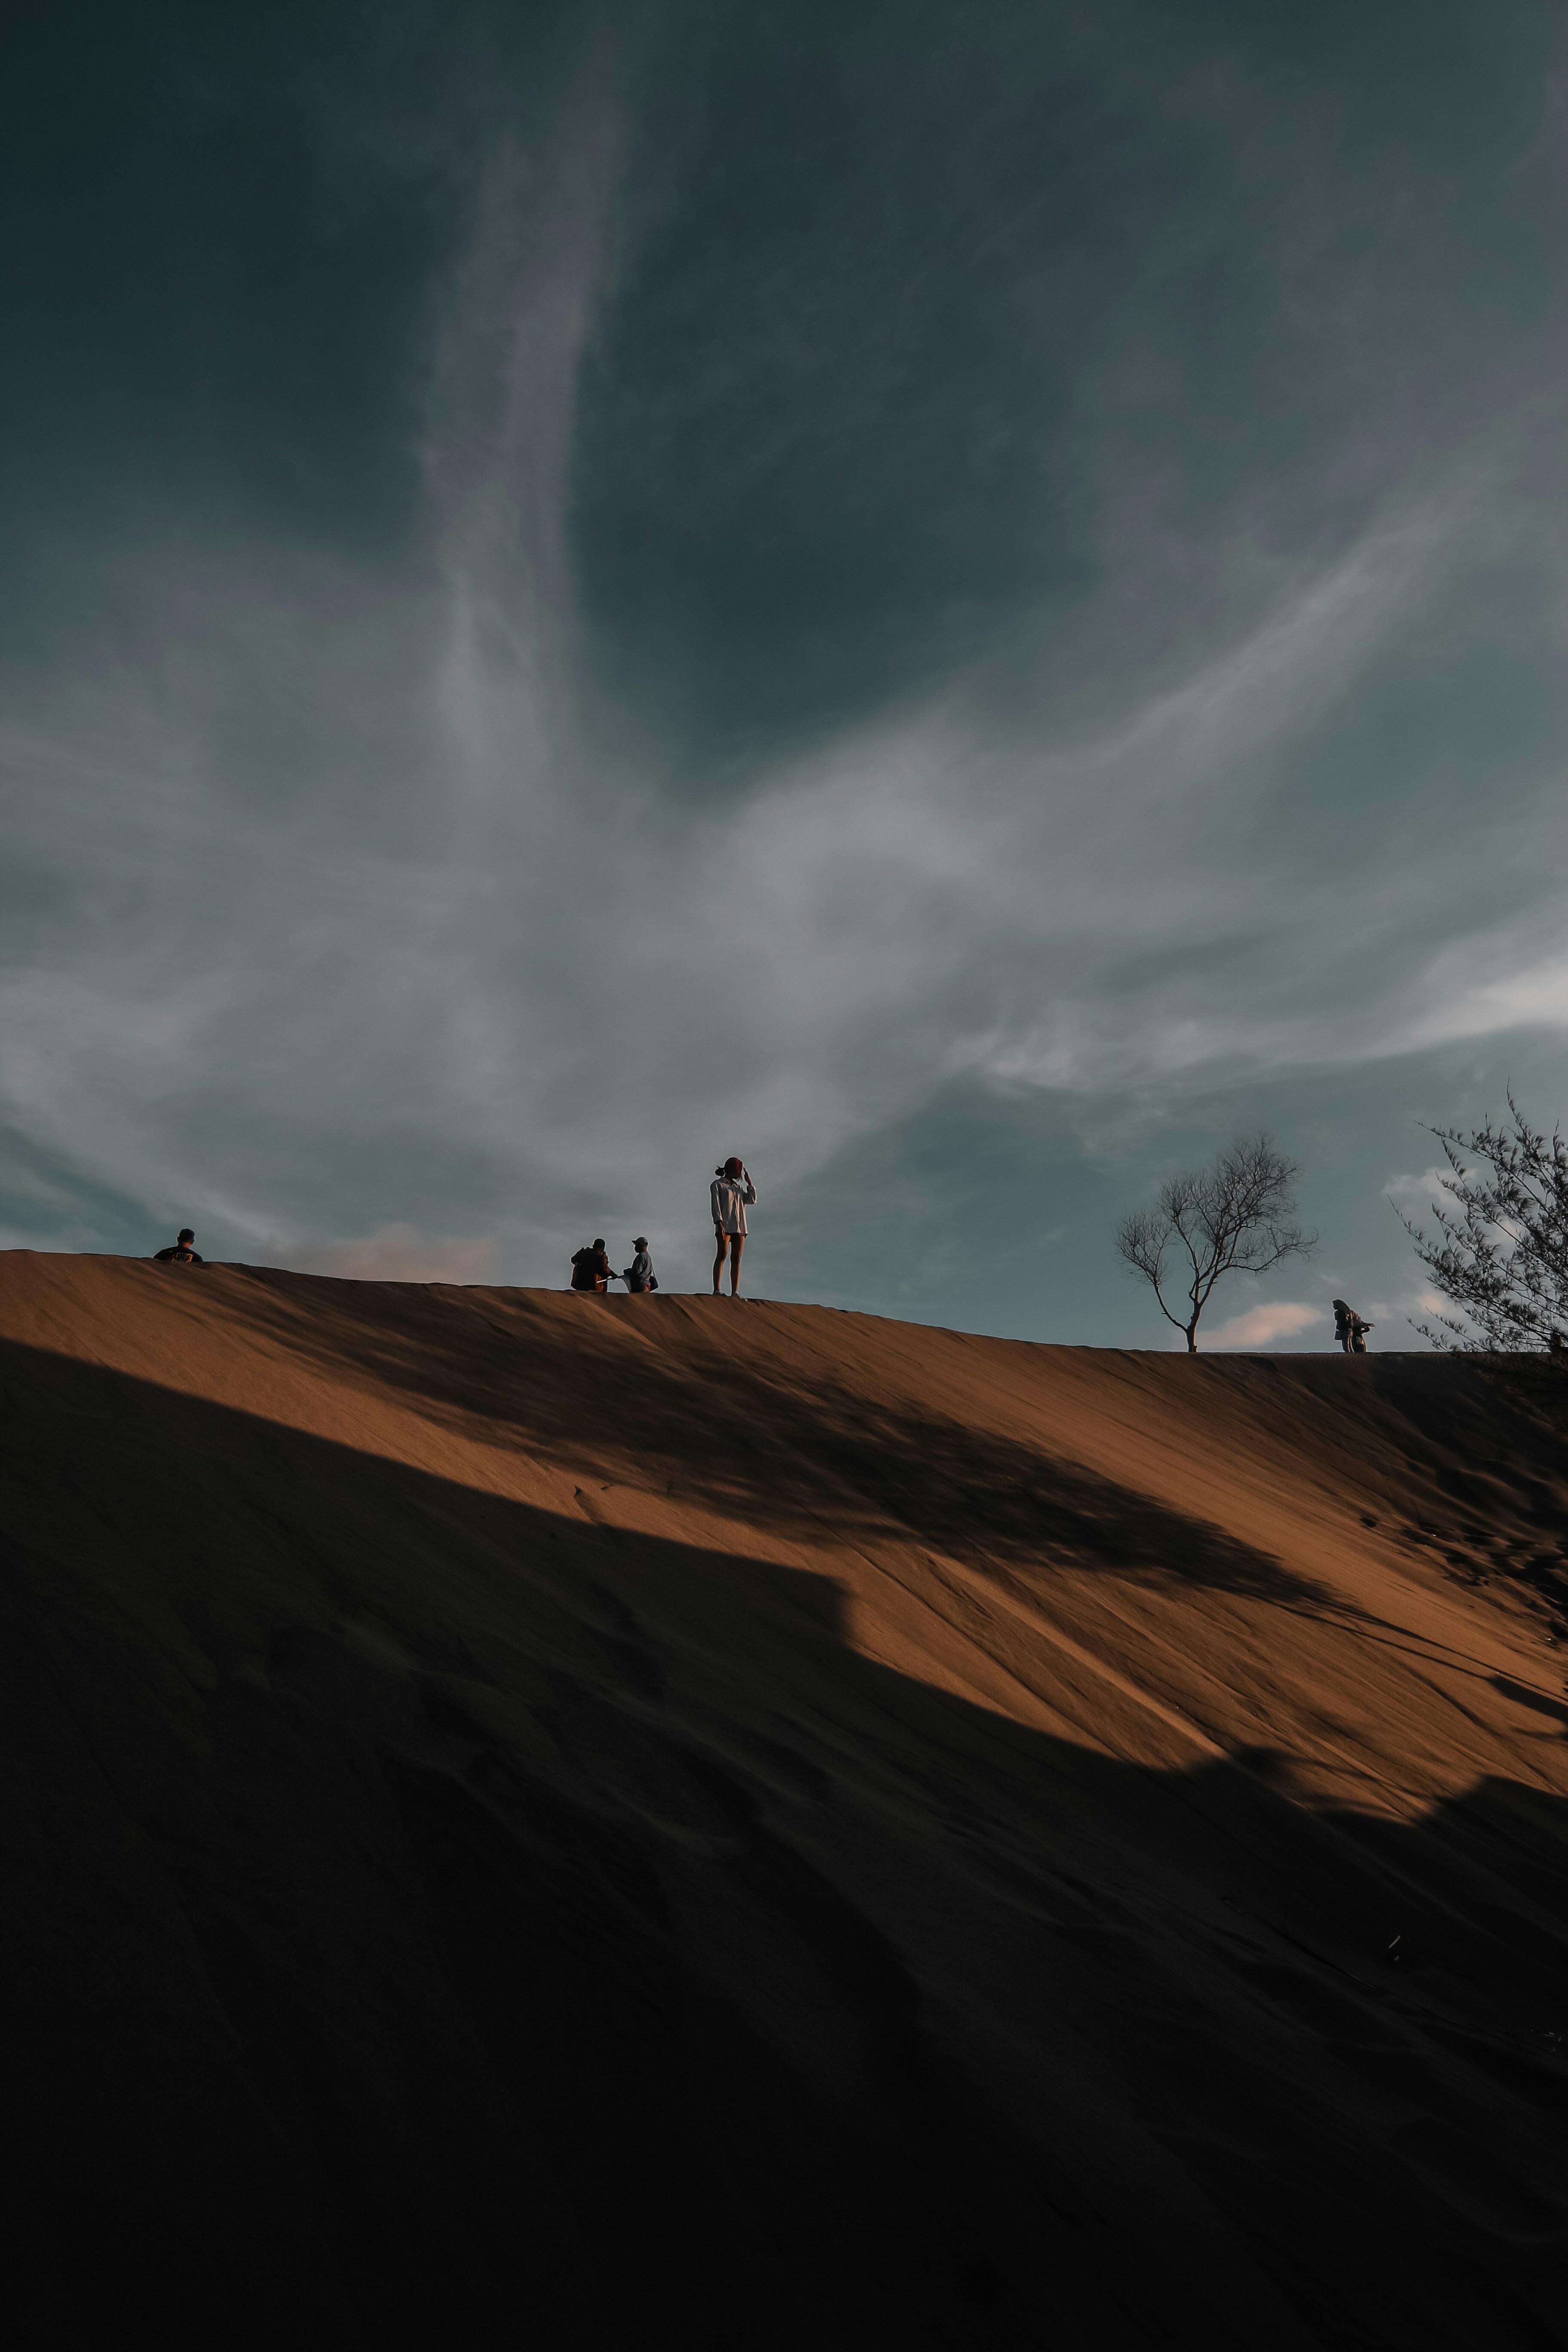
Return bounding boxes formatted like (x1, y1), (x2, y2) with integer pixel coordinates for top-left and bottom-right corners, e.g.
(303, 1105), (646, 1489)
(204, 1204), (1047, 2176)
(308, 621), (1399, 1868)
(1115, 1134), (1316, 1353)
(1399, 1093), (1568, 1352)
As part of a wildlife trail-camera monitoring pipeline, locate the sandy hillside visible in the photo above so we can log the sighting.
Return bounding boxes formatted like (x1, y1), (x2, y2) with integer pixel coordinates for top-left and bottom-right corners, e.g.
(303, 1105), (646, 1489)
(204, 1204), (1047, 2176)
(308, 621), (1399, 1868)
(2, 1251), (1567, 2349)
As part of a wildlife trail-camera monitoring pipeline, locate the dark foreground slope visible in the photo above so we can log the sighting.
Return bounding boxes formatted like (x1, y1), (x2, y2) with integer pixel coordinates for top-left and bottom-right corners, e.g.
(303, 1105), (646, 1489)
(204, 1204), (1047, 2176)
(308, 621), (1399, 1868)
(2, 1254), (1568, 2350)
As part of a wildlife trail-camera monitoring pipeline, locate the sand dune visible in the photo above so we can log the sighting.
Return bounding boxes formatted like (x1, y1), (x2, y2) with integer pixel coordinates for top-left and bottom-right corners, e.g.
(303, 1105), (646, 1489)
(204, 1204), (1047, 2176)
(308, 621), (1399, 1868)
(2, 1251), (1566, 2348)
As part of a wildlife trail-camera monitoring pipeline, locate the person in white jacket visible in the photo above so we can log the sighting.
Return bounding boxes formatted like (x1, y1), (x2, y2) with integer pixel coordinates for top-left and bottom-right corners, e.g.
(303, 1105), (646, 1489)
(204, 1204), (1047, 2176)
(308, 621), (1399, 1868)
(710, 1157), (757, 1296)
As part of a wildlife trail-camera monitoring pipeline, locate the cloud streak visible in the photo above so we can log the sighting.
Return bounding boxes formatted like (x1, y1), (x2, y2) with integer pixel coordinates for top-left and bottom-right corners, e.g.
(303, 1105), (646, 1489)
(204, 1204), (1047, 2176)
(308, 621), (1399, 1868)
(1208, 1300), (1321, 1349)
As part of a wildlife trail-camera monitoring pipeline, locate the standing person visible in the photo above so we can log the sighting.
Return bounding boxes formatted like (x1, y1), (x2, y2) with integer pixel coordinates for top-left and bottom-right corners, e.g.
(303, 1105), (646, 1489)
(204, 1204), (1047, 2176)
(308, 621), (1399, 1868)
(570, 1240), (612, 1293)
(153, 1227), (205, 1265)
(710, 1158), (757, 1297)
(623, 1238), (658, 1293)
(1332, 1299), (1372, 1354)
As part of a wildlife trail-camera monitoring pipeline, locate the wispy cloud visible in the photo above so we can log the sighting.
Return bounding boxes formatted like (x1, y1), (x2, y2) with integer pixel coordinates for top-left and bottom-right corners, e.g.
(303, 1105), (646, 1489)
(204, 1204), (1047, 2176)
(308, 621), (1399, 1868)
(1208, 1299), (1321, 1348)
(1381, 910), (1568, 1057)
(1362, 1284), (1448, 1341)
(1382, 1166), (1455, 1206)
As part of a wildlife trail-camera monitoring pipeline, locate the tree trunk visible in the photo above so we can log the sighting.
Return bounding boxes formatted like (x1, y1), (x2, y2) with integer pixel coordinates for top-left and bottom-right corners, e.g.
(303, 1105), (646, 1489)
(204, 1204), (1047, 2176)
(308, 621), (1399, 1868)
(1185, 1323), (1198, 1353)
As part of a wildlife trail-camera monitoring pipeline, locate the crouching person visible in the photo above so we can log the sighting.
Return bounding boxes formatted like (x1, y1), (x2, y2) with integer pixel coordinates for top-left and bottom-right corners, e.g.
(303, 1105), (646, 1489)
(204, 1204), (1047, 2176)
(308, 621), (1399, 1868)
(570, 1240), (612, 1293)
(624, 1237), (658, 1293)
(153, 1227), (205, 1266)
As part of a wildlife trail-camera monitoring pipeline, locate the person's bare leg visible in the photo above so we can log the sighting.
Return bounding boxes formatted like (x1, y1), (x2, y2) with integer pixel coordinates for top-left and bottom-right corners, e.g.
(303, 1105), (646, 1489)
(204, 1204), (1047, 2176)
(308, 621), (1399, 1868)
(712, 1231), (727, 1295)
(729, 1233), (745, 1295)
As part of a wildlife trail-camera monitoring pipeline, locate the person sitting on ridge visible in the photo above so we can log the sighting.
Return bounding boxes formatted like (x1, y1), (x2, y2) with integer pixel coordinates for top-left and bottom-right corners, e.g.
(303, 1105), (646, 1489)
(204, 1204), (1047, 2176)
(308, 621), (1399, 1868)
(710, 1157), (757, 1297)
(1332, 1298), (1372, 1354)
(570, 1239), (612, 1293)
(153, 1227), (205, 1266)
(623, 1237), (658, 1293)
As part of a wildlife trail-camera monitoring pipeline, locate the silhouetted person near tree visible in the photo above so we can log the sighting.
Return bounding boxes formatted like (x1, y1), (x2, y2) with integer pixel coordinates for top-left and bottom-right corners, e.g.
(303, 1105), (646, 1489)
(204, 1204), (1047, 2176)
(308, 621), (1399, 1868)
(1333, 1298), (1372, 1354)
(153, 1227), (205, 1266)
(570, 1239), (612, 1293)
(710, 1158), (756, 1297)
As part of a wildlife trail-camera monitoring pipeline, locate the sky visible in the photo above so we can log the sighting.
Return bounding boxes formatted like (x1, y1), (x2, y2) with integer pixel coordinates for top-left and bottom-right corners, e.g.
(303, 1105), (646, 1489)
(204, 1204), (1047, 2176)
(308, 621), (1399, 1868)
(3, 0), (1568, 1347)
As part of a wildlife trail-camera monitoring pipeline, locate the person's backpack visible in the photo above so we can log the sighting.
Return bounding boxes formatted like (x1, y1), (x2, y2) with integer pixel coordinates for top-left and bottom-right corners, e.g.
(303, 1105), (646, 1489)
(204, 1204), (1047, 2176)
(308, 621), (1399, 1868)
(569, 1247), (600, 1291)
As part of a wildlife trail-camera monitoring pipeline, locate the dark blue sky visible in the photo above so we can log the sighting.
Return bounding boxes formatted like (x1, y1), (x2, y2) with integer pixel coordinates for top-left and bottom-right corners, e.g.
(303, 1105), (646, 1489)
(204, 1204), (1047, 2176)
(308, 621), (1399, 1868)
(4, 0), (1567, 1342)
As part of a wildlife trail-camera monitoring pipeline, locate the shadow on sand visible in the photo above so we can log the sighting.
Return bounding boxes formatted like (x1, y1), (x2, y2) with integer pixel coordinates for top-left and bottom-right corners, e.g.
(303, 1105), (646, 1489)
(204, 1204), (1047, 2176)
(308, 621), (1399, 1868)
(1, 1331), (1566, 2351)
(216, 1271), (1338, 1605)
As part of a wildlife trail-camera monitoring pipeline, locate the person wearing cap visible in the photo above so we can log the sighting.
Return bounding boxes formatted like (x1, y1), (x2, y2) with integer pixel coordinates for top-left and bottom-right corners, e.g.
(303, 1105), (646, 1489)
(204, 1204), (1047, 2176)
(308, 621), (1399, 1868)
(710, 1157), (757, 1296)
(153, 1227), (206, 1266)
(623, 1238), (657, 1293)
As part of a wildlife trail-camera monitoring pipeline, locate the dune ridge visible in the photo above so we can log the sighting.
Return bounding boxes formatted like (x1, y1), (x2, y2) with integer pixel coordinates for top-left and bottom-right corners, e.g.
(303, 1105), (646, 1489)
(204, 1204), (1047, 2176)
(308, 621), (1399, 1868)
(2, 1252), (1566, 2348)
